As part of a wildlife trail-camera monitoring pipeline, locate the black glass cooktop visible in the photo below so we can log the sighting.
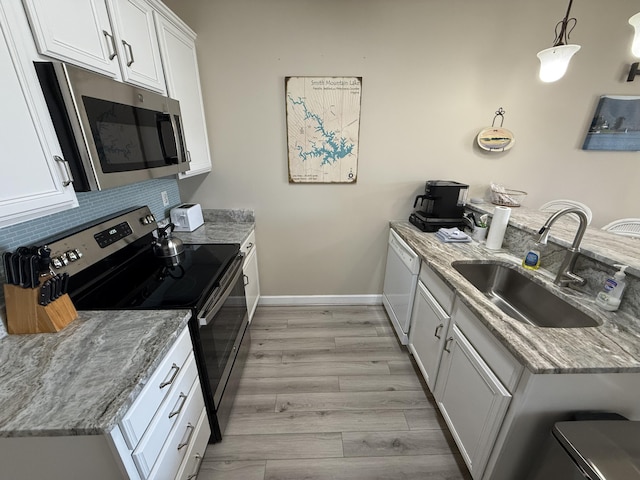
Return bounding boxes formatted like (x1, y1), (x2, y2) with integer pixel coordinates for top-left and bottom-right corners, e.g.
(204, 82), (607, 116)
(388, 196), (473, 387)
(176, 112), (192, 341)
(71, 243), (239, 311)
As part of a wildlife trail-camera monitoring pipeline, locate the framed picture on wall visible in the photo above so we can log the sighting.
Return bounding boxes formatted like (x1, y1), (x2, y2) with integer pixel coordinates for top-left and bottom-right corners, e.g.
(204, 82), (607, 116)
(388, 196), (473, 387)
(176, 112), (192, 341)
(583, 95), (640, 151)
(285, 76), (362, 183)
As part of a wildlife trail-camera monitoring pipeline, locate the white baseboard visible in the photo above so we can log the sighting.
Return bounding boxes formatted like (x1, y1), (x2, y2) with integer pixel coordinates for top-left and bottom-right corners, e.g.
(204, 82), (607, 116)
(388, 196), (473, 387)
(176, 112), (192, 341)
(258, 295), (383, 306)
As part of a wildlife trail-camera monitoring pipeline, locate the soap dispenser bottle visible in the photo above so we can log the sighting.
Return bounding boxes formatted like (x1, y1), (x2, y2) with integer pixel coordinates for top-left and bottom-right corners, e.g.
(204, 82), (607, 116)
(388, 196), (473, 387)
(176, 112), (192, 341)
(522, 242), (542, 270)
(595, 264), (628, 312)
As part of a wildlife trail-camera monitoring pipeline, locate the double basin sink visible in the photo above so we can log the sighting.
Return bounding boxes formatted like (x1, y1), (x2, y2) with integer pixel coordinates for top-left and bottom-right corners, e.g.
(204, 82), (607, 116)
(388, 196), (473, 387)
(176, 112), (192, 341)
(452, 261), (600, 328)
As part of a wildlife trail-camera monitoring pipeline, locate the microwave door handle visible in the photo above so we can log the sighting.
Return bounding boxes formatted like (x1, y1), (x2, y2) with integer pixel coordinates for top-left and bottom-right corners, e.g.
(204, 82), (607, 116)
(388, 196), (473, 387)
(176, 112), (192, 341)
(156, 113), (172, 164)
(168, 113), (185, 165)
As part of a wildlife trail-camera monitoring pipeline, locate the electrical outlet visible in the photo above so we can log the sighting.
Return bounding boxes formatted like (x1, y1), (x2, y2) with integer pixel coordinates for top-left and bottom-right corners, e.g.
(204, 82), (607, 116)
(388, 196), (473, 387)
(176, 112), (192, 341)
(161, 191), (169, 207)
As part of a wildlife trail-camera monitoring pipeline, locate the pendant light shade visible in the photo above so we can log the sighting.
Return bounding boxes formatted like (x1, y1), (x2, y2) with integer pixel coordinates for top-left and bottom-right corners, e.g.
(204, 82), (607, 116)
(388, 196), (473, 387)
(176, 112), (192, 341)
(630, 12), (640, 57)
(537, 44), (581, 83)
(536, 0), (580, 83)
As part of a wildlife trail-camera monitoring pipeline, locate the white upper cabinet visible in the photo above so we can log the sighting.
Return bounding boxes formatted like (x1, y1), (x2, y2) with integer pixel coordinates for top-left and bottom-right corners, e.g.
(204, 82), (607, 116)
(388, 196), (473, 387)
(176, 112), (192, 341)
(107, 0), (166, 93)
(21, 0), (120, 79)
(0, 2), (78, 229)
(22, 0), (166, 94)
(154, 10), (212, 178)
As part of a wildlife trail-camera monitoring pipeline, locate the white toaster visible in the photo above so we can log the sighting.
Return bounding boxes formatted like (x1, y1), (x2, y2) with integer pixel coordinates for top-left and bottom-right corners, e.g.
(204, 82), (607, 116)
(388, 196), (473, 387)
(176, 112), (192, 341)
(170, 203), (204, 232)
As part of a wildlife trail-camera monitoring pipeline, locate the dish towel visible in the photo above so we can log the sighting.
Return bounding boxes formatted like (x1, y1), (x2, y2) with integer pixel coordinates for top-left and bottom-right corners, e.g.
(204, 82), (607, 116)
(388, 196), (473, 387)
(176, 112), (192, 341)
(436, 227), (472, 243)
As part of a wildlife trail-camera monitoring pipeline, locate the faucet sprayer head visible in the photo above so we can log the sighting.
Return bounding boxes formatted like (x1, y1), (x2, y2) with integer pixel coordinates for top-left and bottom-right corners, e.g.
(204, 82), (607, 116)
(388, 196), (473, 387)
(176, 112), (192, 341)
(537, 226), (550, 245)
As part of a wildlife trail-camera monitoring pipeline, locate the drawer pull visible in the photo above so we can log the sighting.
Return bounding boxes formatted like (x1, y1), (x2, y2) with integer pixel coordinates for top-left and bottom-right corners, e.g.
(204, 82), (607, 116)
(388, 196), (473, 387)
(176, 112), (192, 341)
(444, 336), (454, 353)
(169, 393), (188, 418)
(245, 242), (253, 251)
(186, 453), (203, 479)
(177, 423), (195, 450)
(159, 363), (180, 389)
(434, 324), (443, 339)
(244, 274), (249, 286)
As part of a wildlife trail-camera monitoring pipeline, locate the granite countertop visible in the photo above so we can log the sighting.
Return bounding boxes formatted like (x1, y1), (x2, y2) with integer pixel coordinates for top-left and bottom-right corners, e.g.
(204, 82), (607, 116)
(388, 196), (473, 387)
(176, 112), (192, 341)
(467, 202), (640, 276)
(0, 208), (256, 438)
(173, 208), (255, 245)
(0, 309), (190, 437)
(391, 220), (640, 374)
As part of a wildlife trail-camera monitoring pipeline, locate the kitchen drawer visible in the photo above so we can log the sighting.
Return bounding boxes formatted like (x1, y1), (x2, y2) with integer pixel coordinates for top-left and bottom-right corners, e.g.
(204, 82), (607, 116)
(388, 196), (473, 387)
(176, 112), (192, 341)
(148, 380), (206, 480)
(132, 354), (198, 477)
(175, 407), (210, 480)
(241, 230), (256, 261)
(419, 263), (455, 315)
(120, 327), (193, 449)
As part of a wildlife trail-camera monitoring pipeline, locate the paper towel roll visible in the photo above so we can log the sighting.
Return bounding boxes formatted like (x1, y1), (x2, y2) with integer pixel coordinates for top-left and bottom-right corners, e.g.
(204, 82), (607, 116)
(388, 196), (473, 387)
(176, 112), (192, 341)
(485, 206), (511, 250)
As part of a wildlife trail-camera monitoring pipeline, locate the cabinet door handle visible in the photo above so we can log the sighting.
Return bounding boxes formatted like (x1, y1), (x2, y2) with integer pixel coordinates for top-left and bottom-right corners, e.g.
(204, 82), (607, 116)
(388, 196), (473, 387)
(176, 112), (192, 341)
(177, 423), (195, 450)
(54, 155), (74, 187)
(169, 393), (188, 418)
(245, 242), (253, 251)
(243, 274), (249, 287)
(186, 150), (192, 163)
(186, 454), (204, 479)
(122, 40), (134, 66)
(443, 336), (454, 353)
(159, 363), (180, 389)
(434, 324), (443, 339)
(103, 30), (117, 60)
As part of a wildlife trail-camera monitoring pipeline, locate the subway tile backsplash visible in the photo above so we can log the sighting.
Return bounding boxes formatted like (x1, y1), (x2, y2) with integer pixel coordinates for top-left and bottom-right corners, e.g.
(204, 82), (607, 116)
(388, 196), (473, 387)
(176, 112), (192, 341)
(0, 178), (181, 252)
(0, 177), (182, 338)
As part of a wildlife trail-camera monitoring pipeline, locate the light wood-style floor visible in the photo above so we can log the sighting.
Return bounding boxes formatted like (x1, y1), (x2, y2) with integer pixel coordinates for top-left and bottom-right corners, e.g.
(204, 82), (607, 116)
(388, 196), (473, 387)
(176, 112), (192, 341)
(199, 305), (472, 480)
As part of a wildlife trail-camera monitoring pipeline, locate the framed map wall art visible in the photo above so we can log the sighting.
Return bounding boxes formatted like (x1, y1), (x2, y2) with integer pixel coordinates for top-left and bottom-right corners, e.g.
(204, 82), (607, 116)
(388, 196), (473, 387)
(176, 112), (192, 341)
(285, 76), (362, 183)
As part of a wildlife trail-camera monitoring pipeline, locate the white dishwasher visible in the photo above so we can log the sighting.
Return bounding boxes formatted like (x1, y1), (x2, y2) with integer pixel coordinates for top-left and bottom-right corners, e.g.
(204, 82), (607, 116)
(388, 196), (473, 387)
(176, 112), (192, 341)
(382, 229), (420, 344)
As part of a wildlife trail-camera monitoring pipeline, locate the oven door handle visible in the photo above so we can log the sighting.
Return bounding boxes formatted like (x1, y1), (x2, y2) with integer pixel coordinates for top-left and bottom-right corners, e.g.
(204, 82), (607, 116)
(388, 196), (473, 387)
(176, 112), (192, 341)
(198, 255), (243, 327)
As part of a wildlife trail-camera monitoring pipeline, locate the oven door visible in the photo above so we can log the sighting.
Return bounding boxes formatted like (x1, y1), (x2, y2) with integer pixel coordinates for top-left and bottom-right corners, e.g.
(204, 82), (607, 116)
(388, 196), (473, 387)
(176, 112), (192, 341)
(191, 254), (250, 442)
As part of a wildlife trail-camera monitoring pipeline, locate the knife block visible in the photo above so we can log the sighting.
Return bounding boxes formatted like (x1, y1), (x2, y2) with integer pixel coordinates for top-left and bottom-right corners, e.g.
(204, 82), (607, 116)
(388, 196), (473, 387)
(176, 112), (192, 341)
(3, 284), (78, 334)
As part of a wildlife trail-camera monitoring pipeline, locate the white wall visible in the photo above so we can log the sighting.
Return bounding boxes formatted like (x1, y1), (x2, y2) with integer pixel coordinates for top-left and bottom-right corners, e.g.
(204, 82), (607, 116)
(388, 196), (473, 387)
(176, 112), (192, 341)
(164, 0), (640, 297)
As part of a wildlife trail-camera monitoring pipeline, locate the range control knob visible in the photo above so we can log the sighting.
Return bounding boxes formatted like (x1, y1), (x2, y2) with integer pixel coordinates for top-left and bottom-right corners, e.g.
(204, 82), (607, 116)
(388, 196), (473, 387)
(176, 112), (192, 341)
(140, 214), (156, 225)
(65, 249), (82, 262)
(52, 255), (69, 268)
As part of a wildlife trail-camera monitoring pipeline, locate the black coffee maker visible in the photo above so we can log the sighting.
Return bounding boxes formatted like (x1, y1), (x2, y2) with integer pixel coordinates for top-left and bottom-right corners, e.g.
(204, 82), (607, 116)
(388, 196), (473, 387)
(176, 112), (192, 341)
(409, 180), (469, 232)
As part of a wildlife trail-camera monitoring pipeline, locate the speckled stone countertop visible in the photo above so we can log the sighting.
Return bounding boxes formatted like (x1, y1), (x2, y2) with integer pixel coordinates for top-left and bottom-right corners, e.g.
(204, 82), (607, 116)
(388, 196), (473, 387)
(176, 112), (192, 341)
(0, 309), (190, 437)
(391, 219), (640, 374)
(173, 208), (254, 245)
(468, 202), (640, 276)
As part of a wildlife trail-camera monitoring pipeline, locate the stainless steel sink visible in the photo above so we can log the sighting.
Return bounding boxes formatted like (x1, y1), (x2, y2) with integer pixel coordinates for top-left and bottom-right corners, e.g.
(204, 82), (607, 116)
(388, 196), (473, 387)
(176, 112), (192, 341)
(452, 261), (601, 328)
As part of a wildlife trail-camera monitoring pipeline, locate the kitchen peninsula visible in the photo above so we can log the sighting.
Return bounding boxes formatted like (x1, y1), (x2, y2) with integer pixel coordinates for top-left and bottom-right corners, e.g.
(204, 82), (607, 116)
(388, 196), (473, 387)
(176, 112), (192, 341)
(389, 203), (640, 479)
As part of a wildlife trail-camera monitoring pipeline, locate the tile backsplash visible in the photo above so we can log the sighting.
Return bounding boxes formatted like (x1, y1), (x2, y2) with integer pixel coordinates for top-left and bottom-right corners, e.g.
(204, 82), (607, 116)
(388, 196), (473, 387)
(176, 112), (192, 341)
(0, 177), (182, 339)
(0, 178), (181, 252)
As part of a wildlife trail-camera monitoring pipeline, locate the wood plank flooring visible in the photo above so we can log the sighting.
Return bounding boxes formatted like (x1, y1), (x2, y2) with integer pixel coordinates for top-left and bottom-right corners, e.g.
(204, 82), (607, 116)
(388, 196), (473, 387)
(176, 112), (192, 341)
(200, 305), (471, 480)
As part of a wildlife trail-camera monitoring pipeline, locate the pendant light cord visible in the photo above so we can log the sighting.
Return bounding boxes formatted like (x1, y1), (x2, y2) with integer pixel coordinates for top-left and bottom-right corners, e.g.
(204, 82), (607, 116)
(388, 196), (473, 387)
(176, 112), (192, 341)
(553, 0), (577, 46)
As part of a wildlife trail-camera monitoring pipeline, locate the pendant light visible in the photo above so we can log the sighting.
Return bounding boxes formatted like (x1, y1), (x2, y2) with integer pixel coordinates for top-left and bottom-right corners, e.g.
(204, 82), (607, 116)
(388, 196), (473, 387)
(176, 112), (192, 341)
(537, 0), (581, 83)
(627, 13), (640, 81)
(630, 12), (640, 58)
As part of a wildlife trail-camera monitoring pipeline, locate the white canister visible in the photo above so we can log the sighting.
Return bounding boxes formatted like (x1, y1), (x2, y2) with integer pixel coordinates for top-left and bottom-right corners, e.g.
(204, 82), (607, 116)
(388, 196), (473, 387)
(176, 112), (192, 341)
(485, 206), (511, 250)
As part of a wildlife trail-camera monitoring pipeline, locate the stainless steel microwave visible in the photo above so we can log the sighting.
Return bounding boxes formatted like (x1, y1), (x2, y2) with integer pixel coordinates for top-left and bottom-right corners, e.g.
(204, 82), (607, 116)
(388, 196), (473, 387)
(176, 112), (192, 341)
(35, 62), (189, 191)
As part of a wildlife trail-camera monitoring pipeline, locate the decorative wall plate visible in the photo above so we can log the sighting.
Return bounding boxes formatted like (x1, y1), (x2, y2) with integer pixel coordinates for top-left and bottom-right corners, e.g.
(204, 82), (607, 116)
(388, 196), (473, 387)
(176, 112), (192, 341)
(477, 127), (515, 151)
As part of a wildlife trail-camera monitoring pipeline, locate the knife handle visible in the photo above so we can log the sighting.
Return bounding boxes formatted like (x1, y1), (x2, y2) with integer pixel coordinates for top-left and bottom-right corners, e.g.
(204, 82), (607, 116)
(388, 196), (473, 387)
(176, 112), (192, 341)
(3, 251), (14, 285)
(39, 281), (51, 306)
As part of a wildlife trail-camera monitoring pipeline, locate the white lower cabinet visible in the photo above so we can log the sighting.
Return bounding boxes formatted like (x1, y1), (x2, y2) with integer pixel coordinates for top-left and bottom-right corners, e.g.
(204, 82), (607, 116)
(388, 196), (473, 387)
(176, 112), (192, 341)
(433, 300), (522, 480)
(110, 327), (210, 480)
(0, 328), (209, 480)
(408, 264), (454, 391)
(242, 229), (260, 322)
(435, 324), (511, 479)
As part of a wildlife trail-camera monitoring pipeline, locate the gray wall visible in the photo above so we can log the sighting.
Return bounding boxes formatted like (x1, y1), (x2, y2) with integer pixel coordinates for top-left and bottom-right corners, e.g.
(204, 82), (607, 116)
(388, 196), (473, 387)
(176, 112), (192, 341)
(163, 0), (640, 297)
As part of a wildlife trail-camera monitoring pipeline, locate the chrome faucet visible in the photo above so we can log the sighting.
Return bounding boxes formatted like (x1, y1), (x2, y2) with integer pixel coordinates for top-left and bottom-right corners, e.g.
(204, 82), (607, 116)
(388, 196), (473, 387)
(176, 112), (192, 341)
(536, 207), (589, 287)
